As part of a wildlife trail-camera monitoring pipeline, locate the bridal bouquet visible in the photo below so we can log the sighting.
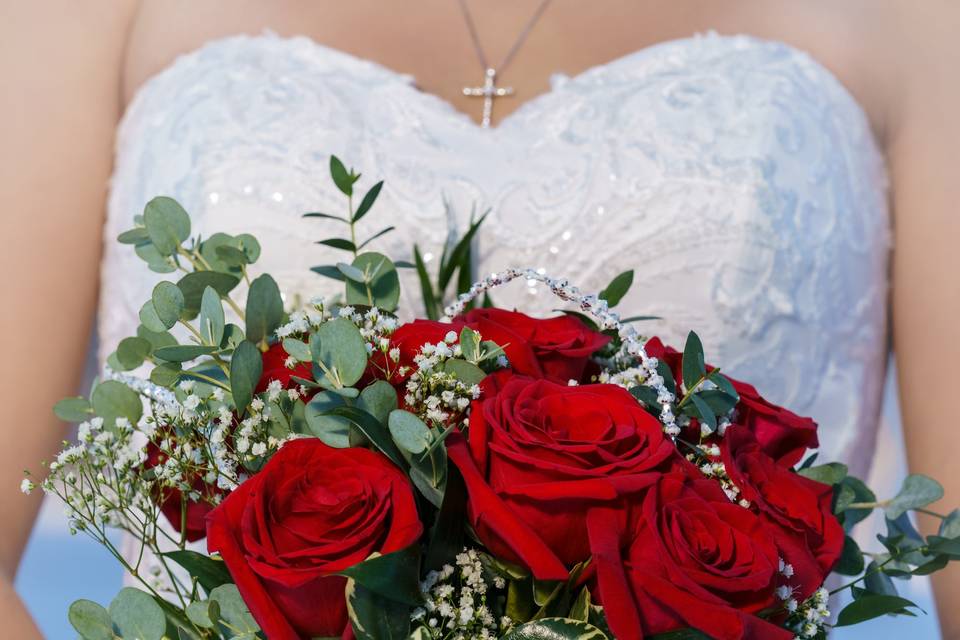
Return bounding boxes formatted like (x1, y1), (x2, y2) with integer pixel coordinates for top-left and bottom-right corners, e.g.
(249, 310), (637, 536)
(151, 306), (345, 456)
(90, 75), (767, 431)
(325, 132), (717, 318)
(33, 158), (960, 640)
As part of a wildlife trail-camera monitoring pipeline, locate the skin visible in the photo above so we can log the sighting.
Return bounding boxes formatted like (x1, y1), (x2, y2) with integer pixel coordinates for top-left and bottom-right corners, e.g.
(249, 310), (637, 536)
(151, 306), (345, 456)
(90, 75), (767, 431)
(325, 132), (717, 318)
(2, 0), (957, 636)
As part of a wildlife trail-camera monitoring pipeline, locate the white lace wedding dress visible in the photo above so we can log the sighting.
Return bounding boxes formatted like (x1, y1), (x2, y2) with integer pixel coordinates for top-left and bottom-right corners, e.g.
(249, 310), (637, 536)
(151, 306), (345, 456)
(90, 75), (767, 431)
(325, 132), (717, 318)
(98, 31), (938, 637)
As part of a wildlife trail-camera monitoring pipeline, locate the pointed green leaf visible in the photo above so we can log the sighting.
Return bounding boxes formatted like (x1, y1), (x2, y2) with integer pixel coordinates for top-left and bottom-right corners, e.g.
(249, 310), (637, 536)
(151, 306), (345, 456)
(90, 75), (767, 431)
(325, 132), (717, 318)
(338, 546), (422, 605)
(117, 227), (150, 245)
(598, 270), (634, 307)
(304, 212), (349, 223)
(413, 245), (438, 320)
(153, 345), (217, 362)
(337, 262), (367, 282)
(346, 580), (410, 640)
(330, 156), (354, 196)
(199, 286), (225, 346)
(164, 550), (232, 593)
(681, 331), (706, 391)
(317, 237), (358, 252)
(230, 341), (263, 415)
(353, 180), (384, 222)
(245, 274), (284, 344)
(358, 226), (395, 250)
(311, 265), (348, 281)
(835, 594), (920, 626)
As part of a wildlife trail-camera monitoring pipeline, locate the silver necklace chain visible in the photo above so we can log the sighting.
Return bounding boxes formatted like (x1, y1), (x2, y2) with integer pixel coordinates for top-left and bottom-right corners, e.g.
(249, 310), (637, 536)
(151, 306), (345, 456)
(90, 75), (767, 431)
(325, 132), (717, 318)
(458, 0), (553, 127)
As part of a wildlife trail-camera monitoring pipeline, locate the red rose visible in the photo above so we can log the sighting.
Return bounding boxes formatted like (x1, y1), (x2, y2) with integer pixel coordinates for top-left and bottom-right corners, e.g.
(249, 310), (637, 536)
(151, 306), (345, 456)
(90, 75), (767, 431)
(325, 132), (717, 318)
(382, 319), (464, 380)
(143, 434), (222, 542)
(721, 425), (843, 597)
(587, 473), (794, 640)
(447, 370), (678, 579)
(256, 342), (312, 393)
(206, 439), (423, 640)
(644, 337), (818, 466)
(459, 308), (610, 383)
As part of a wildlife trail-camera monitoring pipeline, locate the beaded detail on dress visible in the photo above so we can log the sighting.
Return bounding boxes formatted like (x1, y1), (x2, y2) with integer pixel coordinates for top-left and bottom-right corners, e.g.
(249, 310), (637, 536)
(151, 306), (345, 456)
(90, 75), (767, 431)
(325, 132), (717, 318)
(102, 30), (890, 477)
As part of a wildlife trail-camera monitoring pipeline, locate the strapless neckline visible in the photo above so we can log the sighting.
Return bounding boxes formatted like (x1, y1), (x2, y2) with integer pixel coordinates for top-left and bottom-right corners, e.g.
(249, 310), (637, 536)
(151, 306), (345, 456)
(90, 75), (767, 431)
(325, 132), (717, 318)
(123, 30), (877, 137)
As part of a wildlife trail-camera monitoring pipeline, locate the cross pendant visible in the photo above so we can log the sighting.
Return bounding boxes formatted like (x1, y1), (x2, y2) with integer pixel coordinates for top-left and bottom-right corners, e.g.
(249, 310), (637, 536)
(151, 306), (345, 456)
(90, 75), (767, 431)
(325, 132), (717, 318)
(462, 68), (514, 128)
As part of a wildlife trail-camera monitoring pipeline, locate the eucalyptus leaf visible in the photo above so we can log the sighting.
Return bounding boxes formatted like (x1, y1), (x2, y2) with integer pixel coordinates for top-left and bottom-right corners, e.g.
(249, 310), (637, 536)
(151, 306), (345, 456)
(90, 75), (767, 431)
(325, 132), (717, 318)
(91, 380), (143, 429)
(314, 317), (368, 388)
(835, 594), (920, 626)
(345, 252), (401, 312)
(282, 338), (312, 363)
(137, 325), (177, 350)
(681, 331), (706, 391)
(346, 580), (411, 640)
(304, 392), (351, 447)
(689, 393), (717, 432)
(311, 265), (348, 281)
(153, 345), (217, 363)
(388, 410), (432, 455)
(358, 380), (398, 425)
(326, 406), (407, 470)
(502, 617), (610, 640)
(798, 462), (848, 486)
(413, 245), (438, 320)
(54, 397), (93, 422)
(836, 535), (866, 575)
(441, 359), (486, 386)
(330, 155), (355, 196)
(886, 474), (944, 519)
(338, 546), (422, 605)
(353, 180), (383, 222)
(116, 336), (152, 370)
(459, 326), (481, 362)
(185, 600), (220, 629)
(117, 227), (150, 245)
(143, 197), (190, 256)
(598, 270), (634, 307)
(214, 245), (249, 268)
(209, 584), (260, 637)
(199, 286), (225, 346)
(164, 550), (232, 593)
(358, 226), (396, 250)
(109, 587), (167, 640)
(134, 243), (176, 273)
(337, 262), (367, 283)
(318, 238), (357, 252)
(139, 300), (168, 333)
(177, 271), (241, 318)
(235, 233), (261, 264)
(150, 362), (182, 387)
(151, 281), (185, 329)
(68, 599), (114, 640)
(230, 341), (262, 415)
(245, 274), (284, 344)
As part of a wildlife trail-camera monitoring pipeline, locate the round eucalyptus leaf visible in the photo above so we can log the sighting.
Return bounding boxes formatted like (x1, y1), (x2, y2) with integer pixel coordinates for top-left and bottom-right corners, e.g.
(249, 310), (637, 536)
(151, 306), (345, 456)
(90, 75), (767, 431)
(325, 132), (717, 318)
(220, 323), (246, 350)
(314, 317), (368, 388)
(215, 244), (249, 268)
(151, 281), (185, 329)
(138, 301), (167, 333)
(235, 233), (261, 263)
(345, 252), (400, 312)
(246, 274), (284, 344)
(108, 587), (166, 640)
(150, 362), (182, 387)
(502, 617), (609, 640)
(54, 397), (93, 423)
(199, 286), (225, 346)
(388, 410), (431, 455)
(134, 243), (176, 273)
(198, 232), (239, 273)
(177, 271), (241, 318)
(209, 584), (260, 635)
(116, 337), (152, 371)
(91, 380), (143, 429)
(441, 359), (486, 386)
(358, 380), (398, 425)
(116, 227), (150, 245)
(136, 325), (177, 350)
(304, 392), (350, 447)
(281, 338), (312, 363)
(185, 600), (220, 629)
(153, 344), (217, 363)
(67, 599), (113, 640)
(230, 340), (263, 416)
(143, 196), (191, 256)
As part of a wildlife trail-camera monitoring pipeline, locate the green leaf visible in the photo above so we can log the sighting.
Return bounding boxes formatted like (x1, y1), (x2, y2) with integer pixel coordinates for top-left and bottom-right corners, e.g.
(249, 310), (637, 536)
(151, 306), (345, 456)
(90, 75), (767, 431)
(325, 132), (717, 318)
(134, 243), (176, 273)
(863, 560), (898, 596)
(388, 410), (432, 454)
(798, 462), (848, 486)
(150, 362), (182, 387)
(569, 587), (591, 622)
(598, 270), (634, 307)
(304, 391), (351, 447)
(185, 600), (220, 629)
(648, 630), (712, 639)
(199, 286), (225, 346)
(839, 475), (876, 531)
(245, 274), (284, 344)
(353, 180), (384, 222)
(338, 546), (422, 605)
(117, 227), (150, 245)
(314, 317), (369, 388)
(303, 211), (349, 223)
(346, 580), (411, 640)
(115, 336), (152, 370)
(358, 380), (398, 425)
(230, 341), (263, 415)
(151, 281), (185, 329)
(209, 584), (260, 637)
(214, 244), (249, 268)
(54, 397), (93, 422)
(681, 331), (706, 391)
(835, 535), (866, 575)
(629, 384), (660, 409)
(138, 301), (168, 333)
(459, 326), (481, 362)
(235, 233), (261, 264)
(317, 237), (358, 252)
(886, 474), (944, 519)
(502, 617), (610, 640)
(835, 594), (920, 626)
(656, 360), (676, 395)
(413, 245), (438, 320)
(438, 212), (488, 292)
(926, 535), (960, 558)
(326, 405), (407, 470)
(939, 509), (960, 538)
(346, 252), (401, 312)
(164, 550), (232, 593)
(92, 380), (143, 429)
(337, 262), (367, 282)
(689, 393), (717, 432)
(143, 196), (191, 256)
(311, 265), (348, 281)
(281, 338), (312, 362)
(137, 325), (177, 350)
(441, 359), (486, 386)
(68, 599), (114, 640)
(330, 155), (355, 196)
(109, 587), (166, 640)
(177, 271), (241, 318)
(358, 226), (395, 250)
(153, 345), (217, 363)
(220, 323), (246, 350)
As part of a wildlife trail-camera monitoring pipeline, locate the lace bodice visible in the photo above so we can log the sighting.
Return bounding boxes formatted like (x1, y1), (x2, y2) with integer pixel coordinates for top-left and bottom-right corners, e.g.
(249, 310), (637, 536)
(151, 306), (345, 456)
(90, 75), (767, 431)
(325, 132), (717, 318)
(101, 31), (890, 477)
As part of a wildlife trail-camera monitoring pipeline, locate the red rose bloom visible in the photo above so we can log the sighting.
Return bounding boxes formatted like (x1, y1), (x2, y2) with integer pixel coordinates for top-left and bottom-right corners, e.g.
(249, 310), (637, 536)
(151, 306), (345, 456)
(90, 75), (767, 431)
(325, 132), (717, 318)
(380, 319), (464, 381)
(206, 439), (423, 640)
(459, 308), (610, 383)
(256, 342), (312, 393)
(143, 434), (222, 542)
(721, 425), (844, 596)
(447, 370), (679, 579)
(588, 473), (794, 640)
(644, 337), (818, 466)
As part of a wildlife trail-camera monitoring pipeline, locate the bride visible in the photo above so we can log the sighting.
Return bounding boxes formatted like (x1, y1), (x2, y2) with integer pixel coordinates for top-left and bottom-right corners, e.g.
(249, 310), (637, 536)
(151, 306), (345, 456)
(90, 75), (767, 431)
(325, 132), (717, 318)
(3, 0), (958, 637)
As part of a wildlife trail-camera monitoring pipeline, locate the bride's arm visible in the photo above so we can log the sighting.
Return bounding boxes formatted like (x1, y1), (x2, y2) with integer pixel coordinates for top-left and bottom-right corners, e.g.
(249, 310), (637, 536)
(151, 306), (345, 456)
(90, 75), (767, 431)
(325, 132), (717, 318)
(0, 1), (137, 634)
(887, 3), (960, 636)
